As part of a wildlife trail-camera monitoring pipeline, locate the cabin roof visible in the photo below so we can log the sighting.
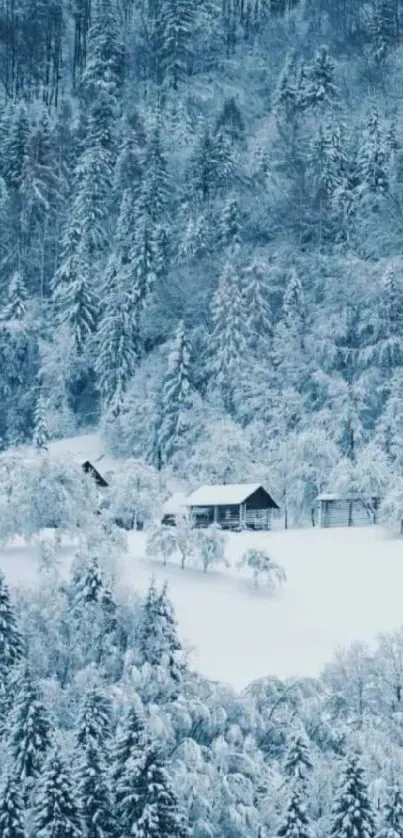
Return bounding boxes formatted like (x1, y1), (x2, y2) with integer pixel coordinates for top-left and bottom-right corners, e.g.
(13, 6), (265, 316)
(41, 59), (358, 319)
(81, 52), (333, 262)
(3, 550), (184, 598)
(162, 492), (187, 515)
(317, 493), (380, 502)
(186, 483), (272, 507)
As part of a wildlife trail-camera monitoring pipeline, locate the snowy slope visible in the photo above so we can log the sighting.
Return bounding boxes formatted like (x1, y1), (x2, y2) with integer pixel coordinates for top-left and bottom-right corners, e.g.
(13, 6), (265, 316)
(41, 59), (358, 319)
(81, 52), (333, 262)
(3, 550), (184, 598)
(2, 526), (403, 690)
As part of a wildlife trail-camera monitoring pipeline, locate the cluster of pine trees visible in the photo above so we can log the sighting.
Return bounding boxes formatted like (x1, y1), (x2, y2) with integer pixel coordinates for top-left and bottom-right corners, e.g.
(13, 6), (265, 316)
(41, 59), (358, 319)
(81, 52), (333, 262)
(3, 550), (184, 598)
(2, 0), (403, 520)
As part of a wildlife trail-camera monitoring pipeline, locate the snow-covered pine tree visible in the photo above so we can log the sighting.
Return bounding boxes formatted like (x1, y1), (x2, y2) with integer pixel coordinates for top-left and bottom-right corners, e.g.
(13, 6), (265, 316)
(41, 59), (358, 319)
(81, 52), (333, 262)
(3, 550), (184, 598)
(1, 271), (28, 322)
(209, 260), (247, 413)
(283, 734), (313, 787)
(113, 705), (147, 828)
(158, 321), (193, 464)
(162, 0), (194, 89)
(276, 788), (312, 838)
(3, 102), (30, 192)
(376, 785), (403, 838)
(0, 774), (27, 838)
(116, 739), (189, 838)
(329, 754), (375, 838)
(54, 235), (98, 354)
(33, 392), (49, 450)
(34, 749), (82, 838)
(76, 685), (112, 752)
(242, 259), (272, 354)
(96, 191), (142, 411)
(273, 268), (307, 390)
(77, 736), (116, 838)
(9, 668), (53, 793)
(356, 107), (389, 200)
(0, 573), (24, 674)
(304, 46), (339, 111)
(376, 262), (403, 374)
(219, 194), (241, 253)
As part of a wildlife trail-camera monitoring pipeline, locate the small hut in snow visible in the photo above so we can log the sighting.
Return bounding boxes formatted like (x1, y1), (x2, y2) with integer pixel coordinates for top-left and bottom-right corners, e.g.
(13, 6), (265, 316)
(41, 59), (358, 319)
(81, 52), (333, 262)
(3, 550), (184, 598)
(184, 483), (279, 530)
(316, 494), (380, 528)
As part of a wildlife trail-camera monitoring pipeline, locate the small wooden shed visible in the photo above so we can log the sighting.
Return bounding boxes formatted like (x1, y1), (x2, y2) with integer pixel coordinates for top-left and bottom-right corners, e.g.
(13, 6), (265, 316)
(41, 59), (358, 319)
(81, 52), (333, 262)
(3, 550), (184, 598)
(316, 494), (380, 528)
(82, 460), (109, 488)
(185, 483), (279, 530)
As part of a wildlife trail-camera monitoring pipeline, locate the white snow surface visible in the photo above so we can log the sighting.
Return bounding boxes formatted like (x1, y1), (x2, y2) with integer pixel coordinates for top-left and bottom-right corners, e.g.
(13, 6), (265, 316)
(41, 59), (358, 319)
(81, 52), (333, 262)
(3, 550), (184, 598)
(185, 482), (264, 506)
(2, 526), (403, 690)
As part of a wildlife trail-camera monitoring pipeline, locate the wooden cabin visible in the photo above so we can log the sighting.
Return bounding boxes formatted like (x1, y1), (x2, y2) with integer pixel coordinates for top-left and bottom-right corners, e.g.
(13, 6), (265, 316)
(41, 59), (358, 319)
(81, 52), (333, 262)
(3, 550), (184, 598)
(185, 483), (279, 530)
(316, 494), (380, 528)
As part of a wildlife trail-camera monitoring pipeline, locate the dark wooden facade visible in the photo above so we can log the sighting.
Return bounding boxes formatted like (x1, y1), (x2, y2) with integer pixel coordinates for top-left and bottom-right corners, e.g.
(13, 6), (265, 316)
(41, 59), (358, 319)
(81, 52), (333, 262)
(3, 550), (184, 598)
(188, 485), (280, 531)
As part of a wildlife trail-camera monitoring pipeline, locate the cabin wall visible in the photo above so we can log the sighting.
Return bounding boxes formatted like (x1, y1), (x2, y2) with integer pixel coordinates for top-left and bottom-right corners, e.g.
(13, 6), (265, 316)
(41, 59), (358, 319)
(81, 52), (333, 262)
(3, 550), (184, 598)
(319, 499), (375, 528)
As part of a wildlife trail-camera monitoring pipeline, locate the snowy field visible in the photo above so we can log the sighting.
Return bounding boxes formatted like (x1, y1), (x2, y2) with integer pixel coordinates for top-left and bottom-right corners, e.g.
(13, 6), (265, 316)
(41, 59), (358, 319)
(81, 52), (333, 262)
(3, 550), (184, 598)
(1, 526), (403, 690)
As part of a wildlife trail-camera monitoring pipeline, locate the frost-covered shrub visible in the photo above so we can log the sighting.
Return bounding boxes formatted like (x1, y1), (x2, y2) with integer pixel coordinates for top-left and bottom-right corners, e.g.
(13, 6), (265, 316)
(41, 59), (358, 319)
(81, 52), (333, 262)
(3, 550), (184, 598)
(193, 524), (228, 573)
(146, 524), (178, 566)
(238, 549), (287, 590)
(108, 460), (162, 530)
(380, 477), (403, 535)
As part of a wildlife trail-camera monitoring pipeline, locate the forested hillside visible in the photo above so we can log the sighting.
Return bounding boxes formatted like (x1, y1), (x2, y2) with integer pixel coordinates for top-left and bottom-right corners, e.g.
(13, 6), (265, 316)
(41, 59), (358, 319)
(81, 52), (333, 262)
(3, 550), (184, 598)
(2, 0), (403, 523)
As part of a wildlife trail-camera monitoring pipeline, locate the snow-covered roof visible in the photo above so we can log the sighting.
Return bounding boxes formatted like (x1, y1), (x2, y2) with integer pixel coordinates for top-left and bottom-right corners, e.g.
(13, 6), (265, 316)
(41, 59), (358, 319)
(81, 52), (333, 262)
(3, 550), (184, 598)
(163, 492), (187, 515)
(316, 493), (342, 502)
(185, 483), (264, 507)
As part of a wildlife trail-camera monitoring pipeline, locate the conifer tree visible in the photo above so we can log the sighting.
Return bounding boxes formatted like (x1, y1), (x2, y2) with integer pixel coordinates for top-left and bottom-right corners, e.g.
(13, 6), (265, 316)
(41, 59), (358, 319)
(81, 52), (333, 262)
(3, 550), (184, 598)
(116, 739), (189, 838)
(136, 580), (183, 682)
(242, 259), (272, 353)
(33, 392), (49, 450)
(329, 754), (375, 838)
(283, 734), (313, 787)
(376, 262), (403, 373)
(162, 0), (194, 89)
(76, 686), (112, 752)
(356, 107), (389, 199)
(4, 102), (30, 191)
(34, 749), (82, 838)
(376, 785), (403, 838)
(0, 774), (27, 838)
(304, 46), (338, 111)
(77, 737), (116, 838)
(113, 706), (147, 826)
(0, 573), (24, 674)
(209, 261), (247, 412)
(158, 321), (193, 464)
(2, 272), (28, 322)
(219, 194), (241, 253)
(9, 669), (53, 791)
(276, 788), (312, 838)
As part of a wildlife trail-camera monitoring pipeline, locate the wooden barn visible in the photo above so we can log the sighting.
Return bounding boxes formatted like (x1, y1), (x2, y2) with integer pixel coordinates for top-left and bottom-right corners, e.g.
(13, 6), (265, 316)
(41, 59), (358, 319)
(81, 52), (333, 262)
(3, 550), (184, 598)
(81, 460), (109, 487)
(317, 494), (380, 528)
(185, 483), (279, 530)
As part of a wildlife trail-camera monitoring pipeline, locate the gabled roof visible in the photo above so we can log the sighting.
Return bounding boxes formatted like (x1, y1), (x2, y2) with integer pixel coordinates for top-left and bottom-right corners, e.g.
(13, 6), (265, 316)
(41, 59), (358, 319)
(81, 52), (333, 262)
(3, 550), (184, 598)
(185, 483), (272, 507)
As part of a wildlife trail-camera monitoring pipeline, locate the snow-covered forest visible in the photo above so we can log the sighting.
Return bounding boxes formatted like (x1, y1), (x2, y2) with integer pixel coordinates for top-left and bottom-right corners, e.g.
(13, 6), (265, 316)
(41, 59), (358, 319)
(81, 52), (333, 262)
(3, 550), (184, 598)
(3, 0), (403, 523)
(2, 542), (403, 838)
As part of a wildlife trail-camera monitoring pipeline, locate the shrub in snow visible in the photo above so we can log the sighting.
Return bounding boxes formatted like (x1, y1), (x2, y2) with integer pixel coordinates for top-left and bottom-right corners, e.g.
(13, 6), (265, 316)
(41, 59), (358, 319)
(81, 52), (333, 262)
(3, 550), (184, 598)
(146, 524), (177, 566)
(108, 460), (161, 530)
(194, 524), (228, 572)
(238, 549), (286, 590)
(175, 511), (197, 569)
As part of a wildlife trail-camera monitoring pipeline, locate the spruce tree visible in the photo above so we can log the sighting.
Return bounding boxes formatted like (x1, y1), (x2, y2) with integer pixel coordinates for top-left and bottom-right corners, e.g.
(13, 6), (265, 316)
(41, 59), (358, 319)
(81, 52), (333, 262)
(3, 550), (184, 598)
(0, 774), (27, 838)
(2, 272), (28, 322)
(34, 749), (82, 838)
(219, 194), (241, 253)
(376, 262), (403, 373)
(4, 102), (30, 191)
(113, 706), (147, 827)
(276, 789), (312, 838)
(136, 580), (183, 682)
(162, 0), (194, 89)
(356, 107), (389, 199)
(329, 754), (375, 838)
(116, 740), (189, 838)
(376, 785), (403, 838)
(242, 259), (272, 353)
(9, 669), (53, 791)
(283, 734), (313, 786)
(0, 573), (24, 674)
(304, 46), (338, 111)
(77, 737), (116, 838)
(76, 686), (112, 752)
(209, 260), (247, 412)
(158, 321), (193, 464)
(33, 392), (49, 450)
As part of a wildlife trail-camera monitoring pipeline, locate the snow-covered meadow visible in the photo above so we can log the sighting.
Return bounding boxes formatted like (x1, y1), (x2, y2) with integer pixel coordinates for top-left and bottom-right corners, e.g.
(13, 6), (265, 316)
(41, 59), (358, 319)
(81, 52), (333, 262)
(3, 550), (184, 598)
(1, 525), (403, 690)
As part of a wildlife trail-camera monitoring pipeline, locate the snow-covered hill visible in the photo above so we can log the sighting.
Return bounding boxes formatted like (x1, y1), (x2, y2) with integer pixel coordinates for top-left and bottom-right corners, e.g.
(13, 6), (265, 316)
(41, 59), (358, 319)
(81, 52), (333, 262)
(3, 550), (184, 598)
(1, 525), (403, 689)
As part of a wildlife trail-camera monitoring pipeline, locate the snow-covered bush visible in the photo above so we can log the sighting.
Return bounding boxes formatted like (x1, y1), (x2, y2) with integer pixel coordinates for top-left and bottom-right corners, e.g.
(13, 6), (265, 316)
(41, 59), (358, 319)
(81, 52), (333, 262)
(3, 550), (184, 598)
(238, 549), (287, 590)
(175, 511), (197, 569)
(146, 524), (178, 566)
(194, 525), (228, 573)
